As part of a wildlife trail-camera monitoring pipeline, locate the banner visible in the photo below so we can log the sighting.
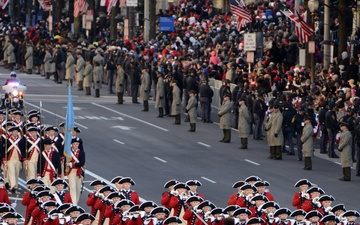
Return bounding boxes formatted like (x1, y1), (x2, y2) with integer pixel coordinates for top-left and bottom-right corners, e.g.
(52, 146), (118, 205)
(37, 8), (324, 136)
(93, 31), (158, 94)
(159, 17), (174, 32)
(0, 0), (9, 9)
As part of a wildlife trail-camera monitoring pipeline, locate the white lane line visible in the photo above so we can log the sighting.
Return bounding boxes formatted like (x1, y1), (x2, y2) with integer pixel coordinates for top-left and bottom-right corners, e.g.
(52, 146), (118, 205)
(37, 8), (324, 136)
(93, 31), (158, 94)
(154, 157), (167, 163)
(85, 169), (147, 202)
(201, 176), (216, 183)
(113, 139), (125, 145)
(92, 102), (168, 132)
(25, 102), (89, 129)
(197, 142), (211, 148)
(334, 162), (342, 165)
(245, 159), (260, 166)
(83, 186), (93, 193)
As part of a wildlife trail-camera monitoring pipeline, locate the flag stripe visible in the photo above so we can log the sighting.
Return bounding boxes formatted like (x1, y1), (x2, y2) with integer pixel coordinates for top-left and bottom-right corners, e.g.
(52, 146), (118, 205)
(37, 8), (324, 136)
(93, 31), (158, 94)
(281, 10), (314, 44)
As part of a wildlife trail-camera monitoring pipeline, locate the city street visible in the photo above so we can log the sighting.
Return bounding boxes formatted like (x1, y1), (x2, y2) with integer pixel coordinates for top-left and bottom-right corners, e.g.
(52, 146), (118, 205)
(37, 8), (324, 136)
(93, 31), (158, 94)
(1, 69), (359, 220)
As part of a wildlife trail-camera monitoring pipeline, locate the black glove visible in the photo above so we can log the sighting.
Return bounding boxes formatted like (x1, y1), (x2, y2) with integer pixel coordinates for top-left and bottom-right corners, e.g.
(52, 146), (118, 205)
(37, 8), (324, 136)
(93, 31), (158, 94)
(145, 90), (148, 92)
(160, 97), (163, 99)
(185, 109), (188, 113)
(176, 104), (179, 106)
(338, 148), (342, 152)
(119, 84), (122, 86)
(218, 114), (221, 117)
(274, 133), (278, 138)
(96, 81), (100, 83)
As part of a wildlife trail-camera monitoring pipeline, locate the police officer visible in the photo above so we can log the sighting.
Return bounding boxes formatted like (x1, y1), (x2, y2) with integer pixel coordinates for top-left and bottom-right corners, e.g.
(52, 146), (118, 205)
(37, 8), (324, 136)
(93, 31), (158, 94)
(155, 72), (165, 117)
(185, 90), (198, 132)
(265, 100), (284, 160)
(171, 80), (182, 125)
(282, 102), (295, 155)
(325, 102), (339, 158)
(338, 122), (352, 181)
(292, 104), (305, 161)
(253, 92), (267, 140)
(199, 78), (214, 123)
(140, 67), (151, 112)
(218, 93), (232, 143)
(301, 116), (314, 170)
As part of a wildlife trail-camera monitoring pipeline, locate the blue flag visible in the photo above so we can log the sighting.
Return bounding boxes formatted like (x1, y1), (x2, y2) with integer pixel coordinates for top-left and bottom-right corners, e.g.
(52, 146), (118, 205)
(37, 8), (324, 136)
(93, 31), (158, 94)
(64, 84), (74, 163)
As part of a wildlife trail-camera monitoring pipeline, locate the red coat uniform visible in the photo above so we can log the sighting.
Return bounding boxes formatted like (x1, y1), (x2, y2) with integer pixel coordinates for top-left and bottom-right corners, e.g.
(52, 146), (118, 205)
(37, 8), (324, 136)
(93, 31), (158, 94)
(0, 187), (11, 205)
(22, 191), (35, 225)
(113, 215), (133, 225)
(31, 207), (47, 225)
(169, 196), (187, 217)
(227, 193), (239, 205)
(94, 200), (107, 225)
(44, 218), (60, 225)
(86, 193), (101, 215)
(121, 190), (140, 205)
(263, 192), (275, 202)
(183, 208), (198, 225)
(161, 192), (172, 209)
(301, 200), (318, 212)
(104, 204), (116, 225)
(53, 191), (73, 204)
(292, 193), (306, 209)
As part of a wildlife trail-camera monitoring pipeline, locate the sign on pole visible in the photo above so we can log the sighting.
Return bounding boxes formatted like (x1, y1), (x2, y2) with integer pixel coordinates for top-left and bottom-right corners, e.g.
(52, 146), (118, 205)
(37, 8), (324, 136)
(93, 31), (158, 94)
(159, 17), (175, 32)
(127, 0), (138, 7)
(244, 33), (256, 51)
(246, 51), (254, 63)
(308, 41), (315, 54)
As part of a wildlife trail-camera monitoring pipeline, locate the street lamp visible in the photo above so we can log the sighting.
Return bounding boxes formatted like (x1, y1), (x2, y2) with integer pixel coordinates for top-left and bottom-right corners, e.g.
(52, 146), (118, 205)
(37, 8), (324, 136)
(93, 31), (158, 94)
(308, 0), (319, 84)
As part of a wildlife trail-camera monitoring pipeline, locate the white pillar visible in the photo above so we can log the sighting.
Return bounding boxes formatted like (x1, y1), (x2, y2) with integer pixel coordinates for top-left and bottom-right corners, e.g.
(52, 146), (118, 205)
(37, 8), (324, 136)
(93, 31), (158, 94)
(323, 0), (330, 69)
(144, 0), (149, 42)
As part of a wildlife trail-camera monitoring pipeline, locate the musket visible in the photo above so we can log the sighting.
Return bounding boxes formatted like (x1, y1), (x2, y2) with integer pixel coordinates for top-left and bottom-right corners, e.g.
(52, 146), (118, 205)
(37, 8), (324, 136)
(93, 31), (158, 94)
(39, 101), (43, 125)
(24, 101), (28, 176)
(3, 109), (8, 180)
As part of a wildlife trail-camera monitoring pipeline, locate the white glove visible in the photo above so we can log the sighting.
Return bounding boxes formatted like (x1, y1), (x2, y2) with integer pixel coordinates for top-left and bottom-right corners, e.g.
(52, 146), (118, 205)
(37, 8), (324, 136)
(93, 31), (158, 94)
(196, 209), (202, 214)
(209, 216), (215, 222)
(325, 207), (332, 213)
(50, 214), (57, 220)
(11, 203), (17, 208)
(301, 192), (310, 199)
(139, 211), (145, 218)
(246, 195), (252, 201)
(37, 176), (42, 179)
(133, 214), (139, 219)
(64, 176), (69, 180)
(143, 218), (151, 225)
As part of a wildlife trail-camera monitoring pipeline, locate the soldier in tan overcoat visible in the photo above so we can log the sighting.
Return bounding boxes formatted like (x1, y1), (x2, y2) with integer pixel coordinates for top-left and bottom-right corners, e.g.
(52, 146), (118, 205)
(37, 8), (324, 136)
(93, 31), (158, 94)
(7, 42), (16, 71)
(76, 53), (85, 91)
(115, 64), (125, 104)
(171, 80), (181, 124)
(185, 90), (198, 132)
(265, 100), (284, 160)
(338, 122), (352, 181)
(65, 51), (75, 85)
(140, 68), (150, 111)
(155, 72), (165, 117)
(43, 48), (52, 79)
(218, 93), (232, 143)
(238, 98), (251, 149)
(83, 59), (93, 95)
(301, 116), (314, 170)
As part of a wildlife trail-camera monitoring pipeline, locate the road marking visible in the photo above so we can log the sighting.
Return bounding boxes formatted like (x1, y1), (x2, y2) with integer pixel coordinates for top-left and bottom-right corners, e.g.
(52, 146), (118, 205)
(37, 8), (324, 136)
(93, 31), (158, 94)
(83, 186), (93, 193)
(25, 102), (88, 129)
(92, 102), (168, 132)
(197, 142), (211, 147)
(154, 157), (167, 163)
(113, 139), (125, 145)
(245, 159), (260, 166)
(112, 125), (134, 131)
(201, 176), (216, 183)
(334, 162), (342, 165)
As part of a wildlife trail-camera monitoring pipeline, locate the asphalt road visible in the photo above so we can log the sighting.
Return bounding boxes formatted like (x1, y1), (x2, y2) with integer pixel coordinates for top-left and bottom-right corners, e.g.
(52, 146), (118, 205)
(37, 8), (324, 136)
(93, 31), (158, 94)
(0, 69), (359, 221)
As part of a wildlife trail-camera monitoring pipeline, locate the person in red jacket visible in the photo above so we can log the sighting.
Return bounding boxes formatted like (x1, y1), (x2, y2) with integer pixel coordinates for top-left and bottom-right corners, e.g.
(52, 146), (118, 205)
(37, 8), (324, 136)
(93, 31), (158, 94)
(208, 208), (224, 225)
(139, 201), (158, 224)
(233, 208), (251, 225)
(30, 190), (55, 225)
(231, 184), (257, 208)
(185, 180), (204, 199)
(22, 178), (45, 225)
(183, 196), (204, 225)
(249, 195), (269, 219)
(292, 179), (312, 210)
(161, 179), (178, 210)
(119, 177), (140, 205)
(273, 208), (292, 225)
(94, 185), (117, 225)
(244, 176), (262, 185)
(51, 179), (73, 204)
(112, 199), (135, 225)
(260, 202), (280, 225)
(223, 205), (240, 219)
(254, 181), (275, 202)
(0, 177), (11, 205)
(104, 192), (126, 225)
(228, 181), (246, 206)
(86, 179), (107, 224)
(304, 211), (322, 225)
(147, 207), (170, 225)
(169, 183), (190, 218)
(316, 195), (335, 217)
(2, 212), (23, 225)
(111, 176), (124, 191)
(319, 215), (340, 225)
(289, 209), (307, 225)
(197, 200), (216, 225)
(301, 187), (325, 212)
(342, 210), (360, 225)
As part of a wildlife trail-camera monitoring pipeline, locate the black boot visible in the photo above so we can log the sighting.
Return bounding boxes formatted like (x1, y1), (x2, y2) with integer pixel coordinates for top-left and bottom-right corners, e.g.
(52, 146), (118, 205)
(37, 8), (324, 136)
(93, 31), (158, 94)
(184, 115), (190, 122)
(275, 146), (282, 160)
(188, 123), (196, 132)
(45, 72), (50, 79)
(268, 146), (275, 159)
(174, 115), (181, 124)
(78, 81), (83, 90)
(223, 129), (231, 143)
(85, 87), (91, 95)
(239, 138), (247, 149)
(158, 108), (164, 117)
(27, 69), (32, 74)
(339, 167), (351, 181)
(220, 130), (226, 142)
(304, 157), (312, 170)
(117, 92), (123, 104)
(95, 89), (100, 98)
(142, 100), (149, 111)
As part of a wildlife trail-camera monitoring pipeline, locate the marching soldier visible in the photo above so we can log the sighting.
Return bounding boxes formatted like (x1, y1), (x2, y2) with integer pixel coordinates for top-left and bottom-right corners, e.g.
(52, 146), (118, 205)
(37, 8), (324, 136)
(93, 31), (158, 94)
(171, 80), (182, 125)
(44, 48), (52, 79)
(227, 181), (245, 205)
(186, 180), (204, 199)
(92, 50), (105, 86)
(218, 93), (232, 143)
(111, 176), (123, 191)
(66, 138), (85, 205)
(93, 61), (101, 98)
(183, 196), (204, 225)
(161, 179), (178, 210)
(65, 50), (75, 85)
(139, 201), (158, 222)
(342, 210), (360, 225)
(24, 126), (41, 181)
(238, 97), (251, 149)
(253, 181), (275, 202)
(301, 187), (325, 212)
(104, 192), (126, 225)
(169, 183), (190, 217)
(1, 126), (25, 193)
(51, 178), (73, 204)
(119, 177), (140, 205)
(31, 191), (55, 225)
(292, 179), (312, 210)
(37, 138), (61, 189)
(12, 110), (24, 129)
(84, 59), (93, 95)
(301, 116), (314, 170)
(22, 178), (44, 225)
(185, 90), (198, 132)
(304, 210), (322, 225)
(86, 179), (107, 225)
(289, 209), (307, 225)
(232, 184), (257, 208)
(274, 208), (292, 225)
(76, 52), (85, 91)
(116, 63), (125, 104)
(261, 201), (280, 224)
(65, 205), (86, 225)
(199, 78), (214, 123)
(155, 72), (165, 118)
(319, 215), (340, 225)
(233, 208), (251, 225)
(140, 67), (151, 112)
(148, 207), (170, 225)
(338, 122), (352, 181)
(248, 195), (268, 218)
(2, 212), (23, 225)
(0, 177), (10, 205)
(265, 100), (284, 160)
(25, 43), (33, 74)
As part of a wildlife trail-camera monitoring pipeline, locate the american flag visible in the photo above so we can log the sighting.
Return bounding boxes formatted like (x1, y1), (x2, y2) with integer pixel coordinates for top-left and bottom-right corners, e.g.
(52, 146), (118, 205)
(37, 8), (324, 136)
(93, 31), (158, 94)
(230, 0), (251, 31)
(74, 0), (87, 17)
(0, 0), (9, 9)
(281, 10), (314, 43)
(119, 0), (126, 7)
(107, 0), (118, 15)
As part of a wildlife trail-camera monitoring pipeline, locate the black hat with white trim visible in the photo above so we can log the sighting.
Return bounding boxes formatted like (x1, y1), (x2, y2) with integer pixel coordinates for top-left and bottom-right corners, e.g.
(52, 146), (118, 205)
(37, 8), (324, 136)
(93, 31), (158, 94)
(223, 205), (240, 214)
(261, 201), (280, 210)
(233, 208), (251, 217)
(306, 187), (325, 194)
(186, 196), (203, 203)
(42, 201), (60, 208)
(163, 216), (182, 224)
(37, 190), (54, 198)
(58, 203), (73, 212)
(115, 199), (135, 208)
(186, 180), (202, 186)
(274, 208), (292, 217)
(319, 195), (335, 202)
(151, 206), (170, 215)
(290, 209), (306, 217)
(75, 213), (95, 223)
(65, 205), (85, 215)
(210, 208), (224, 215)
(119, 177), (136, 185)
(305, 210), (323, 219)
(89, 179), (107, 186)
(232, 181), (246, 188)
(320, 215), (340, 223)
(342, 210), (360, 217)
(51, 178), (69, 188)
(140, 201), (158, 210)
(111, 176), (123, 184)
(246, 217), (265, 224)
(128, 205), (141, 212)
(2, 212), (23, 219)
(99, 185), (116, 193)
(240, 184), (257, 191)
(197, 200), (216, 210)
(245, 176), (261, 183)
(294, 179), (312, 187)
(107, 192), (125, 200)
(164, 179), (178, 188)
(331, 204), (346, 213)
(173, 183), (190, 190)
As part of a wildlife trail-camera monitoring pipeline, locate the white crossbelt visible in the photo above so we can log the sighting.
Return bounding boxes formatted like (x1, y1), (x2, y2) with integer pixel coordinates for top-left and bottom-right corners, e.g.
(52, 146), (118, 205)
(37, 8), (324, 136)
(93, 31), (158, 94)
(8, 138), (21, 155)
(42, 151), (56, 173)
(53, 192), (63, 205)
(27, 137), (40, 154)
